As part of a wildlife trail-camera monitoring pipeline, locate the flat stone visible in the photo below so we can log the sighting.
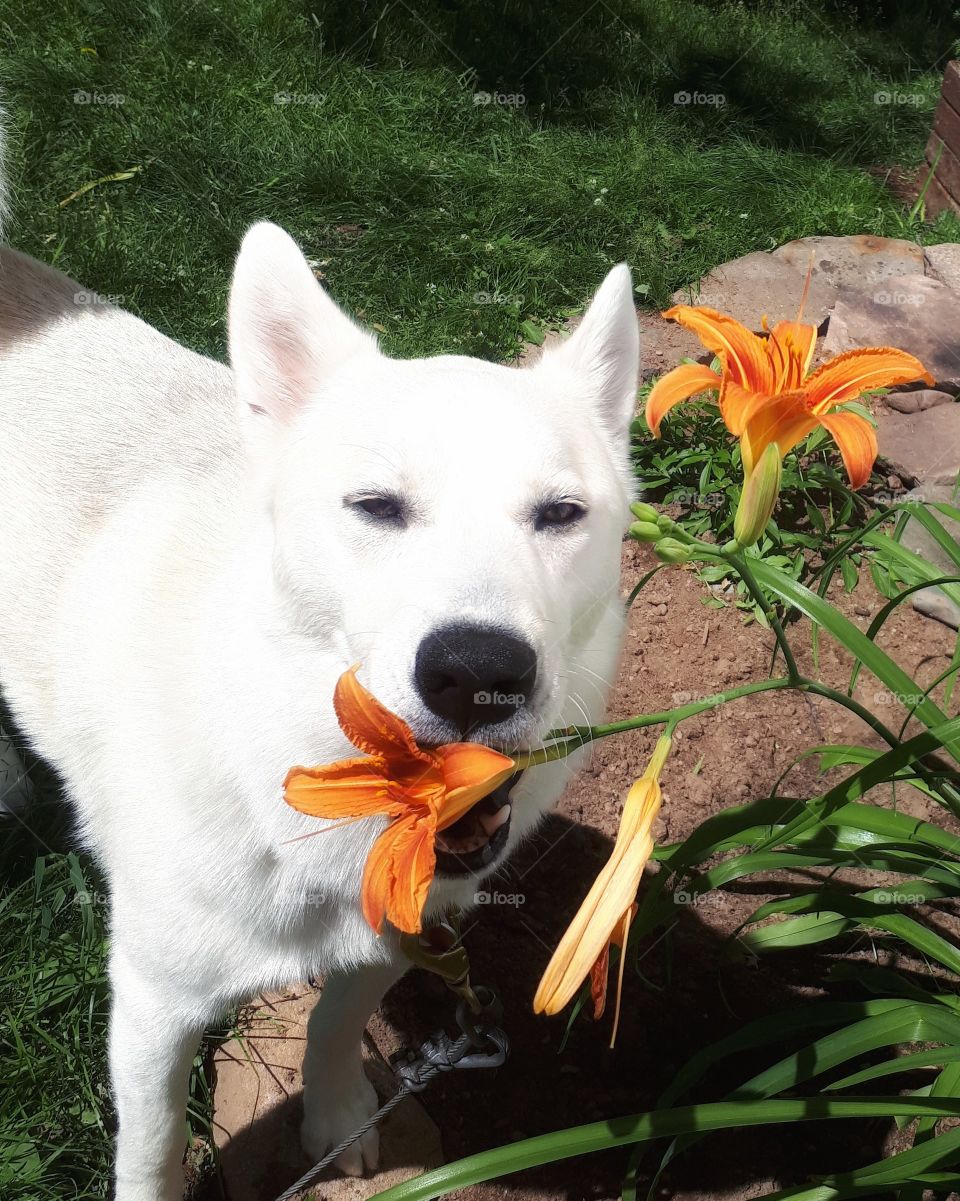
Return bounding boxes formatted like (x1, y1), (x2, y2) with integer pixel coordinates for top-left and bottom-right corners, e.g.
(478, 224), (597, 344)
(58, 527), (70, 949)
(882, 388), (957, 414)
(673, 250), (836, 330)
(900, 484), (960, 629)
(924, 243), (960, 293)
(821, 277), (960, 390)
(876, 404), (960, 486)
(772, 234), (924, 291)
(211, 985), (442, 1201)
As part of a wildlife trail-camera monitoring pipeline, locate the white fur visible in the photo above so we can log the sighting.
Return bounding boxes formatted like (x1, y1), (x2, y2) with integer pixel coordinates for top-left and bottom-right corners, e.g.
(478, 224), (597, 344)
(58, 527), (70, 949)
(0, 219), (638, 1199)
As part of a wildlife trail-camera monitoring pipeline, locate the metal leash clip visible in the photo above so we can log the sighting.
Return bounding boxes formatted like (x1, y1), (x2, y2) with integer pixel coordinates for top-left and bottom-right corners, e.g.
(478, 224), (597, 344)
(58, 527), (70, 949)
(392, 985), (509, 1092)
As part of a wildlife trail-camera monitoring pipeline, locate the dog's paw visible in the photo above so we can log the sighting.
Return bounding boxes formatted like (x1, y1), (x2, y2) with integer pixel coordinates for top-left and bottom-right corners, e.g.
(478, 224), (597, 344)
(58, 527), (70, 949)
(301, 1065), (380, 1176)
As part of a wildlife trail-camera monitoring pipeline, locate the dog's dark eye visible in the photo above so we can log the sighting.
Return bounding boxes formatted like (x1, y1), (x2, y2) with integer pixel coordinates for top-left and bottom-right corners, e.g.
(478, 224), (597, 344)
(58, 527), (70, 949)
(352, 496), (404, 523)
(535, 501), (586, 531)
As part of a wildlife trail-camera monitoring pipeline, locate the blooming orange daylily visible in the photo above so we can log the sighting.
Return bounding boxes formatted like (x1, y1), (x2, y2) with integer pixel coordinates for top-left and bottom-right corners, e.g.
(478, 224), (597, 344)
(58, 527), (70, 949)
(645, 304), (933, 489)
(284, 667), (515, 935)
(534, 736), (670, 1045)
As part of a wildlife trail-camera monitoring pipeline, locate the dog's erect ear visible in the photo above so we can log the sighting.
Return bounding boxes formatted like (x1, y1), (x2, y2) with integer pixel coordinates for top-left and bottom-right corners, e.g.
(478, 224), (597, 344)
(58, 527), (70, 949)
(545, 264), (639, 439)
(229, 222), (377, 432)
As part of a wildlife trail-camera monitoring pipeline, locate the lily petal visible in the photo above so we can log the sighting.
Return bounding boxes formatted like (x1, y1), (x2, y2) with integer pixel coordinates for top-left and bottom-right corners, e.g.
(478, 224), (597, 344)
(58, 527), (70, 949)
(590, 902), (636, 1022)
(818, 409), (878, 490)
(718, 378), (762, 437)
(739, 390), (817, 475)
(361, 811), (434, 935)
(434, 744), (516, 831)
(645, 363), (721, 437)
(533, 778), (660, 1016)
(803, 348), (933, 413)
(663, 305), (775, 394)
(284, 759), (398, 818)
(333, 666), (434, 765)
(768, 320), (817, 389)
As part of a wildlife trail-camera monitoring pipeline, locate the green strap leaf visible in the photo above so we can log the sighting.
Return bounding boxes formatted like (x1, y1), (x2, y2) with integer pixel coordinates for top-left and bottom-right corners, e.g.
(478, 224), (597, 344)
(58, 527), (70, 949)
(366, 1098), (960, 1201)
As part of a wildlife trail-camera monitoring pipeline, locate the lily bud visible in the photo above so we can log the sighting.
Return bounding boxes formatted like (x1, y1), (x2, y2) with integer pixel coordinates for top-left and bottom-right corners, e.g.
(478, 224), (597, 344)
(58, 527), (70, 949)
(733, 443), (782, 549)
(654, 538), (691, 564)
(630, 501), (659, 524)
(629, 521), (662, 543)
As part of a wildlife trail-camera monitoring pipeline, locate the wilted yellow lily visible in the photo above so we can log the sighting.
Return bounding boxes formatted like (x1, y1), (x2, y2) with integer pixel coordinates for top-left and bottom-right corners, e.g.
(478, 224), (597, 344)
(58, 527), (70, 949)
(534, 735), (671, 1044)
(646, 304), (932, 489)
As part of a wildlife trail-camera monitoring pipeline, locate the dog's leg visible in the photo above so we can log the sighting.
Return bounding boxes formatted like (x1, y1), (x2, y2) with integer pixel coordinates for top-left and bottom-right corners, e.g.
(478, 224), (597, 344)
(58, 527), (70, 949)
(301, 956), (407, 1175)
(109, 946), (205, 1201)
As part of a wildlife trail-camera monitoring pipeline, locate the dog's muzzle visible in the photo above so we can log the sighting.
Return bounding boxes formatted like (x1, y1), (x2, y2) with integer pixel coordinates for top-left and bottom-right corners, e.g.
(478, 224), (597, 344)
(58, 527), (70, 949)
(434, 771), (523, 876)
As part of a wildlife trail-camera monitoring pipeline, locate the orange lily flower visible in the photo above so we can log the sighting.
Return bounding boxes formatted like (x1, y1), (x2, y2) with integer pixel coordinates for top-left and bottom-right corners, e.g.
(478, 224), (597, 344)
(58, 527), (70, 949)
(534, 736), (670, 1045)
(284, 667), (515, 935)
(645, 304), (933, 489)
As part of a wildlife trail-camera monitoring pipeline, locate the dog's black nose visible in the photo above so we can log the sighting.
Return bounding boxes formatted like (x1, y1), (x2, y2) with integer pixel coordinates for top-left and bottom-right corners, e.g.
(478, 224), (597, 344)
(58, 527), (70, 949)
(414, 623), (537, 732)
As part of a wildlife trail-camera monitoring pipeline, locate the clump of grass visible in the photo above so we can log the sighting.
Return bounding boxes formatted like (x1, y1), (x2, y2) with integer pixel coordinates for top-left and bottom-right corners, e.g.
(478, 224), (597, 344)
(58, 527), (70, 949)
(1, 0), (958, 363)
(0, 849), (112, 1200)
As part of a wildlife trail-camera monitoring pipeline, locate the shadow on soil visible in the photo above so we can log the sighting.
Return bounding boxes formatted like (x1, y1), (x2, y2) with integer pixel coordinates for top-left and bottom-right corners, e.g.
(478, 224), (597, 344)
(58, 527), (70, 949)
(203, 810), (927, 1201)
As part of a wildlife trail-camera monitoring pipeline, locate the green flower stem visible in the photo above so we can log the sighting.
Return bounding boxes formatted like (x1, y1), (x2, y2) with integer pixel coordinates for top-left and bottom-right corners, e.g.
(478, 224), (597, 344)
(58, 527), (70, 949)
(516, 678), (906, 771)
(515, 678), (793, 767)
(726, 550), (801, 683)
(525, 535), (953, 803)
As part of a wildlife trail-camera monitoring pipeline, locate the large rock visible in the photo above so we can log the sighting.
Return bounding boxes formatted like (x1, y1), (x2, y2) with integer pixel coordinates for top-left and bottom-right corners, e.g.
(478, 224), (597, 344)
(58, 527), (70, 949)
(899, 484), (960, 629)
(773, 234), (925, 290)
(924, 243), (960, 293)
(636, 308), (706, 382)
(882, 388), (956, 414)
(516, 307), (706, 389)
(876, 403), (960, 486)
(673, 249), (836, 329)
(822, 277), (960, 390)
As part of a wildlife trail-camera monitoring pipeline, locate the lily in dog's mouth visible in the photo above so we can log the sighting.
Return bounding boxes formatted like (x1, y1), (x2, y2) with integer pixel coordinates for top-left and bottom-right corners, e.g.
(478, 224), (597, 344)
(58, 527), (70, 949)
(283, 666), (519, 935)
(434, 771), (521, 876)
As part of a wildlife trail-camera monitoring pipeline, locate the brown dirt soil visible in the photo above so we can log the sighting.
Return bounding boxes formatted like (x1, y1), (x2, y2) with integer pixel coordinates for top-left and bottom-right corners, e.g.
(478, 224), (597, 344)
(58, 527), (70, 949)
(210, 540), (960, 1201)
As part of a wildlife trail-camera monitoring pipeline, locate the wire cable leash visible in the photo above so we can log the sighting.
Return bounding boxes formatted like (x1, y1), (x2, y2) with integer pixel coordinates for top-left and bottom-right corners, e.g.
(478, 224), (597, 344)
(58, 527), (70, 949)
(272, 984), (508, 1201)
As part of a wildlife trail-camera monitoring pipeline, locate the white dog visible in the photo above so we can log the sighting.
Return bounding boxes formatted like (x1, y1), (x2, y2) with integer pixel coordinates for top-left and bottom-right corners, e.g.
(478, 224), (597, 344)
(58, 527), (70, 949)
(0, 211), (638, 1200)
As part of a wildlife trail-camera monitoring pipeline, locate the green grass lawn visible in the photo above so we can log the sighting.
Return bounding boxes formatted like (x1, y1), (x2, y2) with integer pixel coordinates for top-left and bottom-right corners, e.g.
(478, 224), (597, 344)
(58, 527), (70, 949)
(2, 0), (960, 1196)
